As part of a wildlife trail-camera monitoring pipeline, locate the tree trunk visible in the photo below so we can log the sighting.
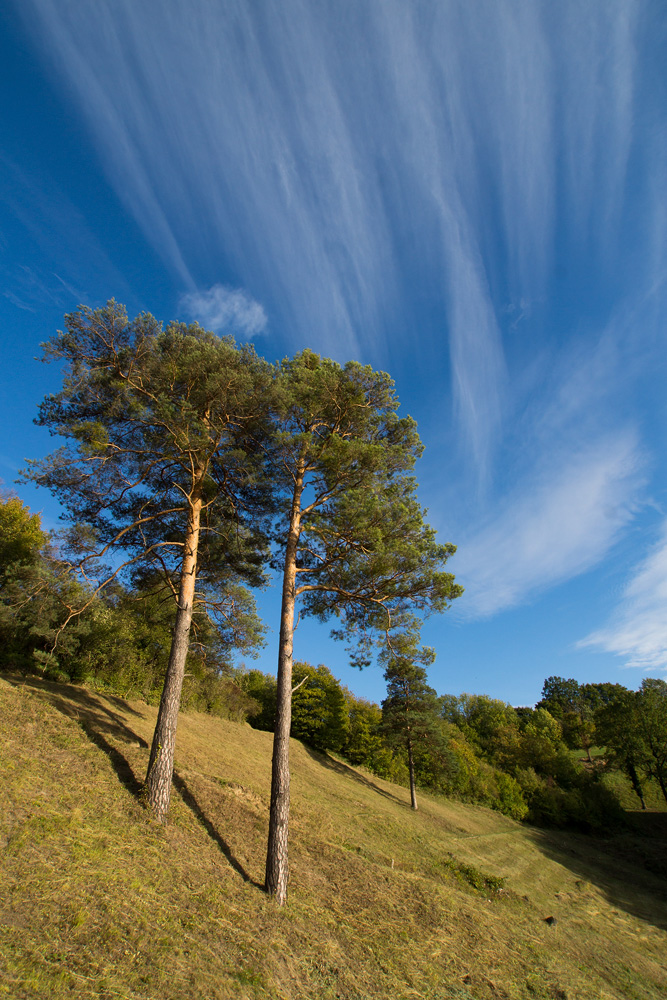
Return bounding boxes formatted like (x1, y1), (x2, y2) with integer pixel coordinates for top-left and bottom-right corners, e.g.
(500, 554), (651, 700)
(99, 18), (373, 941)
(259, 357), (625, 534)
(407, 736), (418, 811)
(657, 772), (667, 806)
(265, 464), (305, 904)
(144, 494), (202, 822)
(626, 759), (646, 810)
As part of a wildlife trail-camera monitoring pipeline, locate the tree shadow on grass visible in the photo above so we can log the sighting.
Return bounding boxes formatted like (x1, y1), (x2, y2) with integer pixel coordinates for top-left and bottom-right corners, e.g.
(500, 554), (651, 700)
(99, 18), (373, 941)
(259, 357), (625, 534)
(172, 771), (264, 890)
(8, 672), (264, 890)
(6, 672), (148, 799)
(528, 815), (667, 932)
(302, 746), (405, 806)
(80, 724), (144, 798)
(6, 672), (150, 748)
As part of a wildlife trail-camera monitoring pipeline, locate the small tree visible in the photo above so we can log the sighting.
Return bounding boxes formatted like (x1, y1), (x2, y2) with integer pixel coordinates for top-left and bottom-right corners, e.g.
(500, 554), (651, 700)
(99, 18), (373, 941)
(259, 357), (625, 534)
(381, 633), (441, 810)
(264, 351), (462, 902)
(24, 302), (271, 821)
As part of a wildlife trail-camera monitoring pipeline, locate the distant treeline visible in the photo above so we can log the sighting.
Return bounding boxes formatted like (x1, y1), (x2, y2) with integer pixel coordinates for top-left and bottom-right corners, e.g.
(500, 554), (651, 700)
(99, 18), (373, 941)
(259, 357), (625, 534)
(2, 492), (666, 833)
(241, 663), (667, 829)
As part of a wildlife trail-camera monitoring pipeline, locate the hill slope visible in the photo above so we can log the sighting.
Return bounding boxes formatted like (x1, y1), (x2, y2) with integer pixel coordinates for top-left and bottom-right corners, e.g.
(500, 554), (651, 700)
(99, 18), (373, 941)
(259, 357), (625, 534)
(1, 673), (665, 1000)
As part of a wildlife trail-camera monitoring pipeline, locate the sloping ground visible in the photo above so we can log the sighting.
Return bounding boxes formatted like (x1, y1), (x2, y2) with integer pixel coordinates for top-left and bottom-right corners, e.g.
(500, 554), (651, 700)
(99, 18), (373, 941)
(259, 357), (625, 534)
(1, 673), (665, 1000)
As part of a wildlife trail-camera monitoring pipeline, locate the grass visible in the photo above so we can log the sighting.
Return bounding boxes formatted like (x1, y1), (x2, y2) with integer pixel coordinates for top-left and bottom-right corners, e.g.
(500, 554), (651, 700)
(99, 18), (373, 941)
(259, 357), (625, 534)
(1, 671), (666, 1000)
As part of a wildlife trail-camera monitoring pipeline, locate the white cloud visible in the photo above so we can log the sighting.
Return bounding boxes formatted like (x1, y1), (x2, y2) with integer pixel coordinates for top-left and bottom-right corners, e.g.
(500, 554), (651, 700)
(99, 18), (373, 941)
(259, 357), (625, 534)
(3, 290), (35, 312)
(18, 2), (645, 451)
(17, 0), (663, 619)
(453, 429), (644, 618)
(179, 284), (267, 338)
(578, 522), (667, 673)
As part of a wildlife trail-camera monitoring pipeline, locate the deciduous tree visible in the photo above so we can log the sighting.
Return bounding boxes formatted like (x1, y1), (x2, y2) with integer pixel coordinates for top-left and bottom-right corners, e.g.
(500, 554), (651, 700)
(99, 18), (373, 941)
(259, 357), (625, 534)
(636, 678), (667, 804)
(595, 688), (648, 809)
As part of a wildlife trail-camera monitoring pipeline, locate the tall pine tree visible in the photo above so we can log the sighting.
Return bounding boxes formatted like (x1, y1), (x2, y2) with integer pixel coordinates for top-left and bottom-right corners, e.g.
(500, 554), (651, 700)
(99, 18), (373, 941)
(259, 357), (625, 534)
(264, 350), (461, 902)
(25, 302), (271, 820)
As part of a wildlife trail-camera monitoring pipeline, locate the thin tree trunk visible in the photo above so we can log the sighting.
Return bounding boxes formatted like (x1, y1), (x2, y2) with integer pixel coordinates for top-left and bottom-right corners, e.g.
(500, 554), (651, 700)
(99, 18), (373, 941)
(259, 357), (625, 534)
(645, 731), (667, 804)
(657, 772), (667, 806)
(144, 494), (202, 822)
(407, 736), (418, 811)
(626, 759), (647, 810)
(265, 463), (305, 904)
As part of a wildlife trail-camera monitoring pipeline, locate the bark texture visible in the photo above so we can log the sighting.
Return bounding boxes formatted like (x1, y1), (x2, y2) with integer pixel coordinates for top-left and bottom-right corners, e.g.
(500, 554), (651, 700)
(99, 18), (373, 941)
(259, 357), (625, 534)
(265, 465), (304, 904)
(144, 496), (202, 822)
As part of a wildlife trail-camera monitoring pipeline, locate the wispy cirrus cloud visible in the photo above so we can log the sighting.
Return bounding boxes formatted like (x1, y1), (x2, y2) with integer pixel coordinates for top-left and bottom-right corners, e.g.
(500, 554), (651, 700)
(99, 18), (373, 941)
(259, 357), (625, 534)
(3, 290), (35, 312)
(578, 522), (667, 673)
(16, 0), (647, 477)
(179, 284), (267, 338)
(453, 428), (644, 618)
(440, 320), (648, 618)
(16, 0), (667, 636)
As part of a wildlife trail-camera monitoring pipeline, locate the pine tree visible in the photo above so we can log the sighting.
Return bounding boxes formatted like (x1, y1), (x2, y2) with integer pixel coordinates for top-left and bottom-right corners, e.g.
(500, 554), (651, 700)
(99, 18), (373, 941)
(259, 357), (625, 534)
(264, 350), (461, 902)
(381, 631), (442, 811)
(24, 302), (271, 820)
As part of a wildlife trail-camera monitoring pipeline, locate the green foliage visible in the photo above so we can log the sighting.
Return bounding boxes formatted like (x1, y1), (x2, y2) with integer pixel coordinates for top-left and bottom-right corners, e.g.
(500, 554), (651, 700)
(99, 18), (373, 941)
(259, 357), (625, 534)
(636, 679), (667, 803)
(0, 495), (94, 675)
(381, 637), (439, 750)
(0, 497), (261, 721)
(441, 855), (507, 895)
(23, 300), (271, 636)
(270, 349), (462, 656)
(537, 676), (627, 758)
(0, 494), (47, 569)
(241, 669), (277, 730)
(519, 774), (625, 832)
(291, 662), (349, 753)
(342, 692), (405, 779)
(439, 689), (630, 829)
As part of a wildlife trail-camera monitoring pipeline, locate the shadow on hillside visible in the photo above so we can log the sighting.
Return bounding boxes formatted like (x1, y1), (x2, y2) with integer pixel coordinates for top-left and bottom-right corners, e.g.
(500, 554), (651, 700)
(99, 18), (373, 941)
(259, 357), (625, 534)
(6, 673), (150, 747)
(528, 817), (667, 932)
(6, 673), (149, 798)
(5, 674), (266, 891)
(172, 771), (264, 890)
(7, 677), (148, 748)
(303, 746), (405, 806)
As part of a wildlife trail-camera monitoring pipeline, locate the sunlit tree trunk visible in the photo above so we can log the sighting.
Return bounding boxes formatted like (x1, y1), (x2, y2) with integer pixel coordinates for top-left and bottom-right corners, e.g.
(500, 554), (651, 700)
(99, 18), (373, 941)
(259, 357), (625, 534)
(265, 463), (305, 904)
(144, 493), (202, 821)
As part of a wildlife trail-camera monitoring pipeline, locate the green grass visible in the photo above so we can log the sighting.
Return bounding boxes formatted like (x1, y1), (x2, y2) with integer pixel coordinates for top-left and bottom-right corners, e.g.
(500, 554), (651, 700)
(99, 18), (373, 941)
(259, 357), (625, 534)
(1, 672), (666, 999)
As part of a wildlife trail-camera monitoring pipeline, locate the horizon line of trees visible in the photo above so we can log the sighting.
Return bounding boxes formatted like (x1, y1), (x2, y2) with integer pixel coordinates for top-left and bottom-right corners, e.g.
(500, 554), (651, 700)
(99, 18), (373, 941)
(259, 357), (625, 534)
(2, 497), (665, 834)
(243, 664), (667, 828)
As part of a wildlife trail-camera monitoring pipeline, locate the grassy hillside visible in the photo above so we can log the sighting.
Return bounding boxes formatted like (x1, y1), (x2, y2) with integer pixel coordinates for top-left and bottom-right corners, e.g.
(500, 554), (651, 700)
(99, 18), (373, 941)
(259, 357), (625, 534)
(1, 673), (666, 1000)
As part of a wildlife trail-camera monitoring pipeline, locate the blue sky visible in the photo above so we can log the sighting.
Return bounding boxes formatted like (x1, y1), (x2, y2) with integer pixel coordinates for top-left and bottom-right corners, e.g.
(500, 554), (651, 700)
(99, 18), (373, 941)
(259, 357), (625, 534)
(2, 0), (667, 707)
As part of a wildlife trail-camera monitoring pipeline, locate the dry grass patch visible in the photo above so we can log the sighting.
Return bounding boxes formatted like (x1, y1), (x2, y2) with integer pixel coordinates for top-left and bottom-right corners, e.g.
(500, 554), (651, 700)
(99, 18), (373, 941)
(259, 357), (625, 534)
(1, 673), (665, 1000)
